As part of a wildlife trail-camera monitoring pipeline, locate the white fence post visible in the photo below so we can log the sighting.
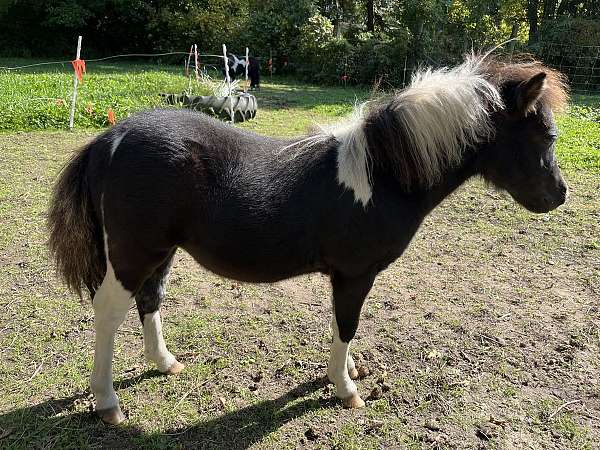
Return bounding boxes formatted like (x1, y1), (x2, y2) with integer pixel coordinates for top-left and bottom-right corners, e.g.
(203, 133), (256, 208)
(194, 44), (200, 82)
(222, 44), (234, 124)
(69, 35), (82, 130)
(245, 47), (249, 92)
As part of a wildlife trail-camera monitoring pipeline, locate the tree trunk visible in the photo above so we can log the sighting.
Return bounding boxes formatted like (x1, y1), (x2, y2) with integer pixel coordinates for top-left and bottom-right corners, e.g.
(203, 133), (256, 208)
(557, 0), (577, 16)
(527, 0), (539, 44)
(542, 0), (557, 19)
(366, 0), (374, 32)
(333, 0), (342, 38)
(541, 0), (557, 33)
(509, 21), (519, 55)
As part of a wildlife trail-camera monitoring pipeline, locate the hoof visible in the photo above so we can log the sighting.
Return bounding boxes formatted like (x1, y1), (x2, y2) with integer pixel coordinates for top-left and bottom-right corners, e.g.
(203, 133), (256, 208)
(349, 368), (359, 380)
(164, 360), (185, 375)
(97, 405), (125, 425)
(342, 393), (365, 409)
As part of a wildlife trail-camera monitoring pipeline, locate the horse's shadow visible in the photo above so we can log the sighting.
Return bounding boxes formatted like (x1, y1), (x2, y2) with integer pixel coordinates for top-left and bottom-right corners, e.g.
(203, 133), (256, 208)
(0, 372), (329, 450)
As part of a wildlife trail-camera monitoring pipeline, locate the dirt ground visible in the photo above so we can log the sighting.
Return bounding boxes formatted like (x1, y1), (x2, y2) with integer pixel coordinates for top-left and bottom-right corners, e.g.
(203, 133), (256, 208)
(0, 131), (598, 449)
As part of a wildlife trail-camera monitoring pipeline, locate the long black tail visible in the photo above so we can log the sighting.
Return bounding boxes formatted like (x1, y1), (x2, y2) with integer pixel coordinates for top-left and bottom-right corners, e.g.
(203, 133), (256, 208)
(48, 144), (105, 298)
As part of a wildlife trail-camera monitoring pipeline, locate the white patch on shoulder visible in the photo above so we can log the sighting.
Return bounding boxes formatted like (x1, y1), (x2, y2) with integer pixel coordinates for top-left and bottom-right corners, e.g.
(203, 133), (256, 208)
(320, 105), (372, 207)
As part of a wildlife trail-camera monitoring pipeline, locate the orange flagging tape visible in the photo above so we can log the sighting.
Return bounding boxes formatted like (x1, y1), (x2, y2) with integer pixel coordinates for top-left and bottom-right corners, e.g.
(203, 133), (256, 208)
(71, 58), (86, 82)
(107, 108), (116, 125)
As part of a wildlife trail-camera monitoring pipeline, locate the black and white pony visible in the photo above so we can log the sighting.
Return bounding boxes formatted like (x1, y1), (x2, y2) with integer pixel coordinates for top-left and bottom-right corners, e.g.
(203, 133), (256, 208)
(48, 55), (569, 425)
(225, 53), (260, 89)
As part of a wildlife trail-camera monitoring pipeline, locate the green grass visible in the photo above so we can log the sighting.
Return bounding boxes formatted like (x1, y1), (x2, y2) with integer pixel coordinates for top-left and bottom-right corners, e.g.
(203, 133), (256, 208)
(0, 61), (599, 449)
(555, 94), (600, 170)
(0, 58), (598, 171)
(0, 58), (213, 130)
(0, 58), (368, 133)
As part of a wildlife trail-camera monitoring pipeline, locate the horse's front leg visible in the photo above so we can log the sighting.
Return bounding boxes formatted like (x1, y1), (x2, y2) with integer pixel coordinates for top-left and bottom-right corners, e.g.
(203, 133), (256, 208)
(328, 271), (376, 408)
(347, 351), (359, 379)
(330, 316), (359, 380)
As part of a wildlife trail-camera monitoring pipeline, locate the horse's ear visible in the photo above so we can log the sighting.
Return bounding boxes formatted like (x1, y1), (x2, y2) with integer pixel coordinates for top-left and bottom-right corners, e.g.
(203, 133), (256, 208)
(516, 72), (547, 115)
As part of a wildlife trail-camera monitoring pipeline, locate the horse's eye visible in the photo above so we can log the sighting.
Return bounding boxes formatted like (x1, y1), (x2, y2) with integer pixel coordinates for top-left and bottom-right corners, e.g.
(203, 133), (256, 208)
(545, 133), (558, 144)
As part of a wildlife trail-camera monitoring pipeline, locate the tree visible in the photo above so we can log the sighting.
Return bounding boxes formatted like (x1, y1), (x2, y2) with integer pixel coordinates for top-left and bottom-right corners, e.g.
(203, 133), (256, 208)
(365, 0), (374, 32)
(527, 0), (539, 44)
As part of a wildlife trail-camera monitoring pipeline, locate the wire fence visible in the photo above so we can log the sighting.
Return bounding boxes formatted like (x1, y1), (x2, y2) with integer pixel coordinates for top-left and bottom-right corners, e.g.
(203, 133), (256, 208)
(0, 41), (597, 131)
(320, 42), (600, 94)
(535, 42), (600, 94)
(0, 52), (230, 71)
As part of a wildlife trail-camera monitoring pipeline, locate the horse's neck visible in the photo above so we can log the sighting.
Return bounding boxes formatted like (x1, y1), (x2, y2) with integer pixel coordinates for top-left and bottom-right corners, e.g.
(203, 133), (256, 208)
(418, 150), (479, 214)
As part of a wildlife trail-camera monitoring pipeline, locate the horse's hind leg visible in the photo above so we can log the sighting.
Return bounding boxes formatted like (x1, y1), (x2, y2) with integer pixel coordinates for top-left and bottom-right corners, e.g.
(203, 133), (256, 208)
(91, 236), (174, 425)
(135, 251), (184, 375)
(90, 260), (134, 425)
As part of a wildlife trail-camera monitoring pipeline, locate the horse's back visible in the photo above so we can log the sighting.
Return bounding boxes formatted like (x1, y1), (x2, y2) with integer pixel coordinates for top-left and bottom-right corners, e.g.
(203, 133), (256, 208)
(87, 109), (337, 286)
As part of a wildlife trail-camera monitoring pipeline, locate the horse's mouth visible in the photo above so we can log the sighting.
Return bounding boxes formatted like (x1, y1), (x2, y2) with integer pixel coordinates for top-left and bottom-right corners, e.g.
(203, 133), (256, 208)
(521, 195), (566, 214)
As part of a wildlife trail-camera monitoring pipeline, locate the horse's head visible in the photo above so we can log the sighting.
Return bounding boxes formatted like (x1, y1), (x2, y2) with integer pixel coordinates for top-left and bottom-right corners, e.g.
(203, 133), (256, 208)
(482, 69), (569, 213)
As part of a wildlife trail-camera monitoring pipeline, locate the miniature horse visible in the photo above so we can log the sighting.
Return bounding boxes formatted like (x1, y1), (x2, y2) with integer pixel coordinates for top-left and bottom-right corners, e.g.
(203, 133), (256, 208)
(48, 55), (569, 425)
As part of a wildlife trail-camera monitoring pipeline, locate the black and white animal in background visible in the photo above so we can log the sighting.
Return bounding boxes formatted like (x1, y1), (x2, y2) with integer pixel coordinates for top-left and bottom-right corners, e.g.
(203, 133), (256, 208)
(48, 55), (569, 425)
(224, 53), (260, 89)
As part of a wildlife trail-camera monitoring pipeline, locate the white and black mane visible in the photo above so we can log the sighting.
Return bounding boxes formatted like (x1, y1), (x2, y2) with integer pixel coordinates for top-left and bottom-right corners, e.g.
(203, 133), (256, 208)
(292, 55), (566, 206)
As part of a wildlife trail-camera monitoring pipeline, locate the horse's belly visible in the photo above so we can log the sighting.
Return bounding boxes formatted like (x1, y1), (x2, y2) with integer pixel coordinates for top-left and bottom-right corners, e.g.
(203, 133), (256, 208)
(182, 238), (320, 284)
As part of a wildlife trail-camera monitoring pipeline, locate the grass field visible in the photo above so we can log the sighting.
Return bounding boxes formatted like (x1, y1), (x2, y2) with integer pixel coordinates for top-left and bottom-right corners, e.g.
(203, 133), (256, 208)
(0, 62), (599, 449)
(0, 58), (214, 130)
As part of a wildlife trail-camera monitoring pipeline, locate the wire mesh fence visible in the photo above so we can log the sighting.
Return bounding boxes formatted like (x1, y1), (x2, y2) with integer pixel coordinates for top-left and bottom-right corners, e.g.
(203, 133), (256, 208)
(276, 43), (600, 95)
(536, 42), (600, 94)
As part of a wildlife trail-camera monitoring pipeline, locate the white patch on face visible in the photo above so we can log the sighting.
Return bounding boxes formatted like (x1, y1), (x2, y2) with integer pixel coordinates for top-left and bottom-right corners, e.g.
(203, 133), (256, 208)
(327, 314), (358, 400)
(89, 228), (133, 412)
(143, 311), (177, 372)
